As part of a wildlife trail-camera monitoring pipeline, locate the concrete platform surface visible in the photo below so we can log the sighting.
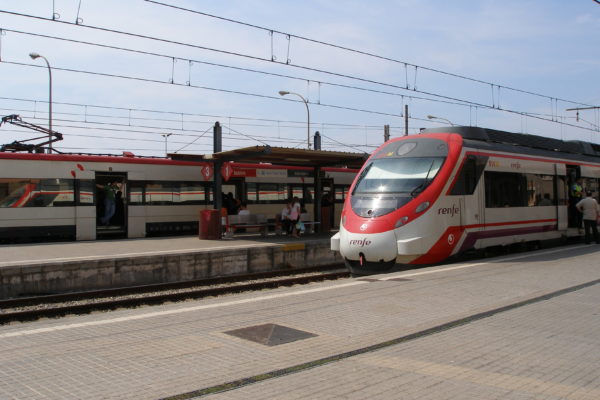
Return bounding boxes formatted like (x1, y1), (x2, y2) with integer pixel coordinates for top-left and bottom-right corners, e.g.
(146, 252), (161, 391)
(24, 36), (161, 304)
(0, 243), (599, 399)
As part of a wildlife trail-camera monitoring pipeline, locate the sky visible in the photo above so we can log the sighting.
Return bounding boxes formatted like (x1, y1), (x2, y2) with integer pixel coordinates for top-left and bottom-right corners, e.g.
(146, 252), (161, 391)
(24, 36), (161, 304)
(0, 0), (599, 157)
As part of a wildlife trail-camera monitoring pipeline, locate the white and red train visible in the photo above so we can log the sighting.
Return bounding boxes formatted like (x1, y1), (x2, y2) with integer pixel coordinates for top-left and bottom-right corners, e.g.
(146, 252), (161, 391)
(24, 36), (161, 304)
(0, 152), (356, 242)
(332, 126), (600, 275)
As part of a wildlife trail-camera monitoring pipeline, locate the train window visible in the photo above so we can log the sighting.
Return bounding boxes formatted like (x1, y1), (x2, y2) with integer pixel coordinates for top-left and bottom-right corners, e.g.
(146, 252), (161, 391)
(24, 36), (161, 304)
(179, 183), (206, 204)
(139, 181), (207, 205)
(353, 157), (445, 195)
(247, 183), (258, 202)
(259, 184), (279, 202)
(145, 182), (173, 204)
(78, 180), (95, 205)
(129, 181), (144, 205)
(486, 172), (561, 208)
(0, 178), (74, 207)
(334, 185), (349, 203)
(527, 174), (555, 207)
(485, 172), (526, 208)
(450, 155), (487, 195)
(247, 183), (288, 203)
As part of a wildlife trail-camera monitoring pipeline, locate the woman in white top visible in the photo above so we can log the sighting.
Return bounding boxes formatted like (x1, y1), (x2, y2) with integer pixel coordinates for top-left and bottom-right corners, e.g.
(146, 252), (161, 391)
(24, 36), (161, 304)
(238, 202), (250, 216)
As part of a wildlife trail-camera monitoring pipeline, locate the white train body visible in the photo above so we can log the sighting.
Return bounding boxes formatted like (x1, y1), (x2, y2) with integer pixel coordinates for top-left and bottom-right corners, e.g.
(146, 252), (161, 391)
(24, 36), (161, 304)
(332, 126), (600, 275)
(0, 153), (356, 242)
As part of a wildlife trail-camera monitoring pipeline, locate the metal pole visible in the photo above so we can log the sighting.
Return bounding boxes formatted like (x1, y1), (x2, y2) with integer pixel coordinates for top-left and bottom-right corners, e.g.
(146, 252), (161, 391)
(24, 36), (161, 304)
(161, 133), (172, 156)
(304, 99), (310, 150)
(404, 104), (409, 136)
(213, 122), (223, 212)
(279, 91), (311, 149)
(29, 53), (52, 153)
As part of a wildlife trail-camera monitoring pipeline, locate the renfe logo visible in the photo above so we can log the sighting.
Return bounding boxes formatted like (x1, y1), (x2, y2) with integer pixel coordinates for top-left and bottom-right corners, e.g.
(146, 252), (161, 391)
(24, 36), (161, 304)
(349, 238), (372, 247)
(438, 204), (460, 217)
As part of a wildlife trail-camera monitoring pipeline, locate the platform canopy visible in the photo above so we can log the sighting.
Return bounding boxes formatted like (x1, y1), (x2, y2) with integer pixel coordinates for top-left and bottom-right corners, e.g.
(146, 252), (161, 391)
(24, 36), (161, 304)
(170, 145), (369, 170)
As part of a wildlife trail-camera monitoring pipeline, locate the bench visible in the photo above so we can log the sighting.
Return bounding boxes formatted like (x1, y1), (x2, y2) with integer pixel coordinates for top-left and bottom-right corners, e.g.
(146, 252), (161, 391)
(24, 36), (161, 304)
(225, 214), (272, 237)
(275, 213), (320, 235)
(299, 213), (320, 234)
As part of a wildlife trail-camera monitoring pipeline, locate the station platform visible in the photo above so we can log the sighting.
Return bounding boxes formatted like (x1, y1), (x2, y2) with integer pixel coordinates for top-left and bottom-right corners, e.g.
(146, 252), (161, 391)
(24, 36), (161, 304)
(1, 243), (599, 399)
(0, 233), (340, 299)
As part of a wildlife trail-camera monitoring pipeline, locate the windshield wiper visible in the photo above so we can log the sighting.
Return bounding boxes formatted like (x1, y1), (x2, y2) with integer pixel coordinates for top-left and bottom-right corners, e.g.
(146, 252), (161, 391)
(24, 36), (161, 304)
(410, 160), (436, 198)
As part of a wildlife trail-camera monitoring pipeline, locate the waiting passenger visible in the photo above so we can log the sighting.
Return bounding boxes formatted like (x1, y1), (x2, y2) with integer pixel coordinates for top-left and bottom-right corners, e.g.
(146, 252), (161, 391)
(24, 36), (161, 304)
(576, 191), (600, 244)
(290, 197), (301, 238)
(281, 202), (293, 234)
(238, 202), (250, 216)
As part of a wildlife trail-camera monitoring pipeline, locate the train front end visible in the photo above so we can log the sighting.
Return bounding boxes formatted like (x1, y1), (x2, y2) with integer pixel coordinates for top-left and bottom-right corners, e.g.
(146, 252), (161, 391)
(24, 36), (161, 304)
(331, 133), (463, 275)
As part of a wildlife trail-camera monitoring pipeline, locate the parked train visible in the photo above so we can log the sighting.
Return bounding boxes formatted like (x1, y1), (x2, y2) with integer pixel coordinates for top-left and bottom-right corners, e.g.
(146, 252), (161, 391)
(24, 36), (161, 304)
(0, 152), (356, 242)
(331, 126), (600, 275)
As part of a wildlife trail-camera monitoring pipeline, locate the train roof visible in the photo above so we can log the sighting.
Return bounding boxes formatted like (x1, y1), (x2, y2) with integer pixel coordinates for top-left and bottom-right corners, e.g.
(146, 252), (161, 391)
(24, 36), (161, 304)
(421, 126), (600, 159)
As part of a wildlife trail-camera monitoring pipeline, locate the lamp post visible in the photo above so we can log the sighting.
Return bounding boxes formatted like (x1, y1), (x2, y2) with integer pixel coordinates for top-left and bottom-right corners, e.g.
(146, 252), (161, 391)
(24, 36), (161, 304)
(278, 90), (311, 149)
(161, 133), (172, 156)
(29, 52), (53, 154)
(427, 115), (454, 126)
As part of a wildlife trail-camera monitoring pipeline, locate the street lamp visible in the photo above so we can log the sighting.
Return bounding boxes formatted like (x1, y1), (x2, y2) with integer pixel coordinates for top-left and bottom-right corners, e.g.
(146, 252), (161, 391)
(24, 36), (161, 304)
(161, 133), (172, 156)
(278, 90), (311, 149)
(29, 52), (53, 154)
(427, 115), (454, 126)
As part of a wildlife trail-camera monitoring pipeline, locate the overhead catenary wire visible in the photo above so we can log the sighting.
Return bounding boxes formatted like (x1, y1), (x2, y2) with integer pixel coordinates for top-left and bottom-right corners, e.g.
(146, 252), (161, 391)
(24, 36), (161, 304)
(0, 9), (594, 112)
(142, 0), (595, 108)
(0, 6), (597, 155)
(5, 59), (597, 136)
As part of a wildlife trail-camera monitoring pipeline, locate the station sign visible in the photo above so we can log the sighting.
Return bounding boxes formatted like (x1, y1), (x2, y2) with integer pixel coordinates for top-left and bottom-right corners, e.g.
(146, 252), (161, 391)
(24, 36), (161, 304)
(288, 170), (314, 178)
(200, 164), (213, 181)
(221, 163), (234, 182)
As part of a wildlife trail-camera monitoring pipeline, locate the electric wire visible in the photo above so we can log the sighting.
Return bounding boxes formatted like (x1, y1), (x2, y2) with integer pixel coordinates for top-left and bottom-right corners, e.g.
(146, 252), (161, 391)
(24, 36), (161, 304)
(0, 6), (597, 153)
(142, 0), (595, 108)
(0, 9), (593, 113)
(6, 58), (597, 135)
(0, 27), (475, 112)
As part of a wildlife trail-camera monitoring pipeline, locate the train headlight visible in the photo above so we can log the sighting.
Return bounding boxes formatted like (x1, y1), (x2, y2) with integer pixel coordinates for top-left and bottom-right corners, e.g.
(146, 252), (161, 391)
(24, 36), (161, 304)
(415, 201), (430, 213)
(395, 216), (409, 228)
(341, 215), (347, 227)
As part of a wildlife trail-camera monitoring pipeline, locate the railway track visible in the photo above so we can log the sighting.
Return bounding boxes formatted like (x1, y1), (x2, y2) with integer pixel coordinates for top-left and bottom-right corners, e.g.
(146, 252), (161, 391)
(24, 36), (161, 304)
(0, 264), (349, 325)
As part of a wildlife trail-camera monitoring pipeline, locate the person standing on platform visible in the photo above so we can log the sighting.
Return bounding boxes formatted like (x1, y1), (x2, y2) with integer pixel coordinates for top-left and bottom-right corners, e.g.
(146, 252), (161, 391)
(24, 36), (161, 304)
(576, 191), (600, 244)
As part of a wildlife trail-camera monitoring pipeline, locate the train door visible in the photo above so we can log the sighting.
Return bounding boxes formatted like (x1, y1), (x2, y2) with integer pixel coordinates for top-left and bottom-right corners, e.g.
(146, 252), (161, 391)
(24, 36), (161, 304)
(460, 181), (485, 229)
(95, 172), (127, 238)
(320, 178), (334, 232)
(454, 154), (486, 240)
(222, 178), (243, 215)
(555, 164), (568, 231)
(566, 165), (581, 228)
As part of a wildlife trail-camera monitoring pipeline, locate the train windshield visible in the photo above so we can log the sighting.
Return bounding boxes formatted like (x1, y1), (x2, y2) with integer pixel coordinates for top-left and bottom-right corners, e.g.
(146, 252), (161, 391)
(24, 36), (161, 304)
(353, 157), (444, 194)
(351, 138), (448, 217)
